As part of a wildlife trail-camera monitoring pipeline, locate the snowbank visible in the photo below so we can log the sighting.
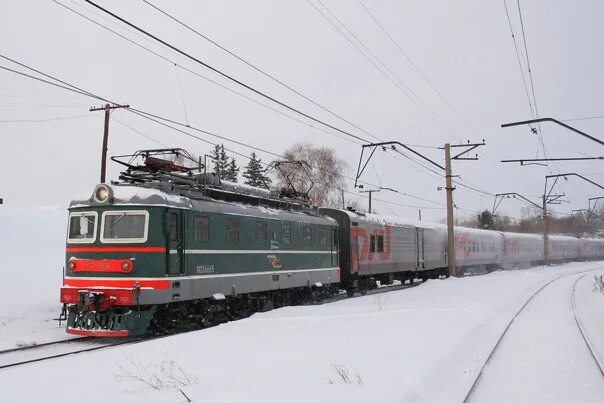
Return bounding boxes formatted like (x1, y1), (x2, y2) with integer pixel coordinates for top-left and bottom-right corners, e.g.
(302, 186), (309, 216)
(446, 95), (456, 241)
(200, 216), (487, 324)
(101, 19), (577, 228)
(0, 206), (67, 348)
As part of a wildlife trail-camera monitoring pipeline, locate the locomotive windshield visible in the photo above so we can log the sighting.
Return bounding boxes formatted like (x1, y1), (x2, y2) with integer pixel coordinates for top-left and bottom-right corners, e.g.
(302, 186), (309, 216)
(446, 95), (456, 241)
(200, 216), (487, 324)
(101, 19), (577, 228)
(67, 212), (97, 243)
(101, 210), (148, 243)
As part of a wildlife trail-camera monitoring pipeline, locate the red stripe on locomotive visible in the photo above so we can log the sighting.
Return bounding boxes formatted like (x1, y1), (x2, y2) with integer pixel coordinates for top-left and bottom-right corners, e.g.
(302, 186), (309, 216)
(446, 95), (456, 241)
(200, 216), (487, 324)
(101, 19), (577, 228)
(65, 246), (166, 253)
(63, 278), (170, 290)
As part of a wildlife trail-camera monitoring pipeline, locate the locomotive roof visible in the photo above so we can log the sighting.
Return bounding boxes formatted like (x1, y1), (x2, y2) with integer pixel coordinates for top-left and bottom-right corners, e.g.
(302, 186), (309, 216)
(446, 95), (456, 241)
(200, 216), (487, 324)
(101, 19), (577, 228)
(70, 184), (336, 226)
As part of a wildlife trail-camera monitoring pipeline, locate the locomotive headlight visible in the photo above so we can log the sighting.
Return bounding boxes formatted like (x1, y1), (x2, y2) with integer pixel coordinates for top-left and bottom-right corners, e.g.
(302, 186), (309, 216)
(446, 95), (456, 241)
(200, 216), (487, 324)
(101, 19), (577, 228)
(68, 260), (76, 270)
(93, 184), (112, 204)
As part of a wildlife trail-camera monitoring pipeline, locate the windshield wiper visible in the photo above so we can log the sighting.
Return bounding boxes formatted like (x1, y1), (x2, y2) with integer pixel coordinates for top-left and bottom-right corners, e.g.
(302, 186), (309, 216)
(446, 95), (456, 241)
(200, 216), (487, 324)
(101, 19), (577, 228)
(109, 213), (127, 236)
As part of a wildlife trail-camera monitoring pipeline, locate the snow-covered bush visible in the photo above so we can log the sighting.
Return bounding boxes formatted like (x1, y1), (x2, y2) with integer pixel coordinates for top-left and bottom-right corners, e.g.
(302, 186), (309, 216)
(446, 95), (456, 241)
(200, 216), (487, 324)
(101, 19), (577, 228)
(116, 358), (198, 395)
(327, 365), (363, 385)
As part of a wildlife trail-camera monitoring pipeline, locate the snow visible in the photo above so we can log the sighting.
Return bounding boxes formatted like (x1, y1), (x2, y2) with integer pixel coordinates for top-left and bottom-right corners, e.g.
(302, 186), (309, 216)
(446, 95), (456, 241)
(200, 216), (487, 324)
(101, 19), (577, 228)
(1, 207), (603, 402)
(466, 272), (604, 403)
(70, 184), (191, 208)
(0, 206), (72, 350)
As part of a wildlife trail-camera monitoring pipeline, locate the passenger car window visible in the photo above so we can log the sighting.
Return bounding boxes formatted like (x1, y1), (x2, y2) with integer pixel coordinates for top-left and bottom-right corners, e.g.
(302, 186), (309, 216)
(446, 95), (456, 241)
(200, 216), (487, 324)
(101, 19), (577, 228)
(226, 218), (239, 243)
(370, 234), (376, 252)
(377, 235), (384, 252)
(194, 216), (209, 242)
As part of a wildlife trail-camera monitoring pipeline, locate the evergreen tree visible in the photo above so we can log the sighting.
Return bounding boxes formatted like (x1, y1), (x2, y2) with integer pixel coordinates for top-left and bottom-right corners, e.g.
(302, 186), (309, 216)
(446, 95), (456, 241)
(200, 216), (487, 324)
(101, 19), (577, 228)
(224, 158), (240, 182)
(211, 144), (221, 176)
(243, 152), (271, 187)
(211, 144), (230, 179)
(218, 145), (229, 175)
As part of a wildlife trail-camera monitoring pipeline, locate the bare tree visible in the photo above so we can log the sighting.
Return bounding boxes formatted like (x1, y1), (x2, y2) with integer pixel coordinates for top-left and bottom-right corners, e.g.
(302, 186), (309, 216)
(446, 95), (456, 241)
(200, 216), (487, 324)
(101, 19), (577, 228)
(276, 142), (347, 207)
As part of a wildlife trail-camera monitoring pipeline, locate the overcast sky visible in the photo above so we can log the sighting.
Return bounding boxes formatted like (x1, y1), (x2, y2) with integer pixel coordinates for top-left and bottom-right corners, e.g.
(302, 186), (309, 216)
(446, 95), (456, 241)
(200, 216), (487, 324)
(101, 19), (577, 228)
(1, 0), (603, 223)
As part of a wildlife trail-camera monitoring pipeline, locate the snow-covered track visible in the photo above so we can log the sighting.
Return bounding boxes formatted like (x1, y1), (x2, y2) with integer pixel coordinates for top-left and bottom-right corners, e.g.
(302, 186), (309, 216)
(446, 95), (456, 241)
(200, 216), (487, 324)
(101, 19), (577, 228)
(0, 336), (140, 370)
(571, 274), (604, 377)
(462, 268), (604, 402)
(0, 336), (91, 355)
(0, 281), (421, 371)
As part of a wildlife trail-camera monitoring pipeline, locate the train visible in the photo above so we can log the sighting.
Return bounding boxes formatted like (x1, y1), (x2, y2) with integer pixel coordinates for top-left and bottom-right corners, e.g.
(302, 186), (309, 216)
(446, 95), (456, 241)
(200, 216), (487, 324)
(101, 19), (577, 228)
(59, 149), (604, 337)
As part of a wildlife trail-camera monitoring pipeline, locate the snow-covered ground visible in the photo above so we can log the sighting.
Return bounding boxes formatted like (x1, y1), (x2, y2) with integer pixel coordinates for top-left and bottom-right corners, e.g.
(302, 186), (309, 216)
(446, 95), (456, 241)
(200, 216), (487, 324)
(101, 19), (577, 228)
(1, 208), (603, 402)
(0, 207), (72, 350)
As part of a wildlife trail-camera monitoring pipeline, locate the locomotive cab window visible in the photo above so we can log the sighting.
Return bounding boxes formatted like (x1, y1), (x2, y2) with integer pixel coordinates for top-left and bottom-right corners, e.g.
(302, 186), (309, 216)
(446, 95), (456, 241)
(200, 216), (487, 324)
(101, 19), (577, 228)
(67, 212), (98, 243)
(226, 218), (239, 243)
(100, 210), (148, 243)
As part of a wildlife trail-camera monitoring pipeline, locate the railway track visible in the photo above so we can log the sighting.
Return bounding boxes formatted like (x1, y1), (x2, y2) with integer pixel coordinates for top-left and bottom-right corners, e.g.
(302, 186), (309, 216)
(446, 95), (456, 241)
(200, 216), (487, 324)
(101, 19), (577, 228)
(0, 336), (143, 370)
(571, 273), (604, 377)
(462, 268), (604, 402)
(0, 280), (420, 370)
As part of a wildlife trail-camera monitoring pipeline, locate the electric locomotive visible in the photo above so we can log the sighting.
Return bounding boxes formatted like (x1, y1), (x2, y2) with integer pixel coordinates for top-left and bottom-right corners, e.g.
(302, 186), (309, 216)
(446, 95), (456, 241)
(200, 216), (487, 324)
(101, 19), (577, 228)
(60, 149), (339, 336)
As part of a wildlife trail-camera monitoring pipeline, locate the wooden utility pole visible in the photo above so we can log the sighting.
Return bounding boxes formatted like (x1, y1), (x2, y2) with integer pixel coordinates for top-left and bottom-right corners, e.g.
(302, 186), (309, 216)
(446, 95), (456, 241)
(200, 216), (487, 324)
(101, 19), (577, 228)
(360, 189), (380, 213)
(444, 144), (456, 277)
(90, 103), (129, 183)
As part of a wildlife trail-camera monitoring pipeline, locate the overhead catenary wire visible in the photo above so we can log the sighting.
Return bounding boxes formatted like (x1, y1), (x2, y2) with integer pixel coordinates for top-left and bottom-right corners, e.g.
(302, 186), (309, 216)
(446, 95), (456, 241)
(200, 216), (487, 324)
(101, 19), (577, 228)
(0, 54), (447, 210)
(53, 1), (464, 200)
(355, 0), (479, 137)
(0, 114), (96, 123)
(563, 115), (604, 122)
(82, 0), (373, 144)
(139, 0), (382, 143)
(306, 0), (461, 141)
(173, 64), (190, 126)
(51, 0), (363, 147)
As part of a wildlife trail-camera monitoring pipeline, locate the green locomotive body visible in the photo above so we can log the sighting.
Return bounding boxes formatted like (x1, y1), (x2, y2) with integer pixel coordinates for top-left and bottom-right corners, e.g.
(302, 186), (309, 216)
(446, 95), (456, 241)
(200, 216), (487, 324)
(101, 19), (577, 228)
(61, 184), (339, 336)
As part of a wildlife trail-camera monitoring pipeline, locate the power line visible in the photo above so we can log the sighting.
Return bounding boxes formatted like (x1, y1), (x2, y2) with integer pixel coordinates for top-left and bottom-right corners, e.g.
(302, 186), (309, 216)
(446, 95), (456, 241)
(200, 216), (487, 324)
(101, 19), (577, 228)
(51, 0), (363, 147)
(110, 116), (168, 147)
(54, 1), (454, 195)
(0, 114), (96, 123)
(516, 0), (552, 169)
(307, 0), (460, 141)
(83, 0), (370, 144)
(0, 92), (86, 105)
(516, 0), (540, 127)
(139, 0), (381, 143)
(503, 0), (552, 172)
(355, 0), (478, 137)
(0, 54), (447, 210)
(502, 0), (535, 122)
(563, 115), (604, 122)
